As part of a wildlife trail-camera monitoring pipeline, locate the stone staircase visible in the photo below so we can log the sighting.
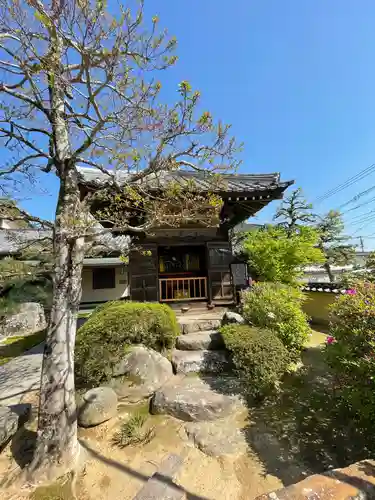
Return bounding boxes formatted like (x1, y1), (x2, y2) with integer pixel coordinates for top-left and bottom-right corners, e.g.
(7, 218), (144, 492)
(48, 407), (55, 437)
(171, 310), (231, 375)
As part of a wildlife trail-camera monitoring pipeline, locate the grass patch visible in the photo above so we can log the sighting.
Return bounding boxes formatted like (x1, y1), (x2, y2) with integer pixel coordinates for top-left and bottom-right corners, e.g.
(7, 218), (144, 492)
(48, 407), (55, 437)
(0, 330), (46, 366)
(112, 412), (155, 448)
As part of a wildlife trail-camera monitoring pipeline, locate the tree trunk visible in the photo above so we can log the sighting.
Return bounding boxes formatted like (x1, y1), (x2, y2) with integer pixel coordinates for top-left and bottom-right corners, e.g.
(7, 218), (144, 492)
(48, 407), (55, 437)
(28, 168), (85, 480)
(28, 19), (84, 480)
(324, 261), (334, 283)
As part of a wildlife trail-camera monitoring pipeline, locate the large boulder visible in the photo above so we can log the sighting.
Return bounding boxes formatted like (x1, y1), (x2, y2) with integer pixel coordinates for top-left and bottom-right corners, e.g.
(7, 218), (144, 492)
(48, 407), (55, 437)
(151, 377), (237, 422)
(185, 419), (247, 457)
(0, 403), (31, 447)
(222, 311), (245, 325)
(171, 349), (230, 374)
(109, 346), (173, 402)
(0, 302), (46, 338)
(78, 387), (118, 428)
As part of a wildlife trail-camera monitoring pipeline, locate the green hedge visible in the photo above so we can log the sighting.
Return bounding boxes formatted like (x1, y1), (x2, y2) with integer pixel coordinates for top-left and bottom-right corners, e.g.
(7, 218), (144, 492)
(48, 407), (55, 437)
(221, 324), (290, 400)
(75, 301), (179, 387)
(241, 282), (310, 356)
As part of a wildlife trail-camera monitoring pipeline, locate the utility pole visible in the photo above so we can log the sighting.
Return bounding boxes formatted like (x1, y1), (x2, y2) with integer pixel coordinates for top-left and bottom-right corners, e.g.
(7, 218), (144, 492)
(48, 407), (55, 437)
(360, 236), (365, 252)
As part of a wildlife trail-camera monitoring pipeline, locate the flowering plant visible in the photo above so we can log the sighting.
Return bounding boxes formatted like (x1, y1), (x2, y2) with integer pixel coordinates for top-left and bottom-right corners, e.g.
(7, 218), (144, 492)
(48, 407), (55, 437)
(325, 280), (375, 421)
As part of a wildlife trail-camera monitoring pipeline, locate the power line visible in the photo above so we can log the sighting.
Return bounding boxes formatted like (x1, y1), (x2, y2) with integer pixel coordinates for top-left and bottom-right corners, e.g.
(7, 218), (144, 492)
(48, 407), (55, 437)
(347, 209), (375, 222)
(350, 215), (375, 236)
(342, 194), (375, 215)
(348, 213), (375, 226)
(314, 163), (375, 204)
(338, 185), (375, 211)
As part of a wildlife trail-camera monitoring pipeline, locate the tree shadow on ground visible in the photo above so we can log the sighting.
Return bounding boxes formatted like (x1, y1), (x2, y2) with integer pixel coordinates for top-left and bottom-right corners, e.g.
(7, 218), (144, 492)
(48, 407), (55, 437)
(80, 439), (209, 500)
(10, 428), (37, 469)
(201, 345), (375, 487)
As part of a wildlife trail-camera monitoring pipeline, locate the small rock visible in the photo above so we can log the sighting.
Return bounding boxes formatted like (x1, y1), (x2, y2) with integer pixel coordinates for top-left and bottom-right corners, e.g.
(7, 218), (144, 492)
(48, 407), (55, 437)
(151, 376), (237, 421)
(78, 387), (118, 428)
(0, 403), (31, 447)
(110, 346), (173, 402)
(185, 419), (247, 457)
(222, 311), (245, 325)
(171, 349), (230, 374)
(0, 302), (46, 338)
(176, 331), (224, 351)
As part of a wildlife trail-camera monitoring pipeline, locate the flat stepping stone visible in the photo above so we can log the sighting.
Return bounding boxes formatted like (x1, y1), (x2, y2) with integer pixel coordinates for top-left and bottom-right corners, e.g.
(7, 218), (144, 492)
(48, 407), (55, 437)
(151, 376), (237, 421)
(171, 349), (230, 374)
(133, 453), (184, 500)
(179, 319), (222, 335)
(176, 331), (224, 351)
(185, 419), (247, 457)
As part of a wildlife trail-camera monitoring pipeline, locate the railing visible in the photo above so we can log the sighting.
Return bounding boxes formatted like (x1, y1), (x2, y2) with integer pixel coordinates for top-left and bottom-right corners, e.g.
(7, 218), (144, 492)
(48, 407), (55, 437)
(159, 277), (208, 302)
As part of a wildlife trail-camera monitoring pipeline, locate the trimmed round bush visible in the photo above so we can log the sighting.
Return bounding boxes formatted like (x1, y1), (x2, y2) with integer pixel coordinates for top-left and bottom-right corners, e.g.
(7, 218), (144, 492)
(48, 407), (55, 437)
(75, 301), (179, 387)
(241, 282), (310, 355)
(221, 324), (290, 400)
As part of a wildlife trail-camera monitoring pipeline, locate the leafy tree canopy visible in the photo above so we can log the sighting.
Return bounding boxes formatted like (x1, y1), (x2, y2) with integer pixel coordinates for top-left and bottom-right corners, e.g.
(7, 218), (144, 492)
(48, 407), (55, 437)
(242, 225), (324, 286)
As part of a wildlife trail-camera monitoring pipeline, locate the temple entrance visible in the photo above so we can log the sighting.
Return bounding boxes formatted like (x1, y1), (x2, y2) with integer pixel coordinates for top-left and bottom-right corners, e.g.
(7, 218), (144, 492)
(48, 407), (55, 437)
(158, 245), (208, 302)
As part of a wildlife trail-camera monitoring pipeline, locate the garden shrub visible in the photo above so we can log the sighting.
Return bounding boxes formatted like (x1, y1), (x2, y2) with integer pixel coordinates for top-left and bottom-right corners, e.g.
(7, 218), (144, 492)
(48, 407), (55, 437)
(325, 280), (375, 424)
(75, 301), (179, 387)
(221, 324), (290, 399)
(241, 282), (310, 355)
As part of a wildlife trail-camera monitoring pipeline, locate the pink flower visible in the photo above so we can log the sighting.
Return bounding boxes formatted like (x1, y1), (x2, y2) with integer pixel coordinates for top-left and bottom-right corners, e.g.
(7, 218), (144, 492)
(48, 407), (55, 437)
(346, 289), (356, 295)
(326, 336), (336, 345)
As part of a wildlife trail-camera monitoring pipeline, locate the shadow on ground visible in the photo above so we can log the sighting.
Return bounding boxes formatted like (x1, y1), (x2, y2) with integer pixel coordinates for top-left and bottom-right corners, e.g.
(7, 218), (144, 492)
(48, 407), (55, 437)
(80, 440), (209, 500)
(201, 343), (375, 487)
(5, 429), (209, 499)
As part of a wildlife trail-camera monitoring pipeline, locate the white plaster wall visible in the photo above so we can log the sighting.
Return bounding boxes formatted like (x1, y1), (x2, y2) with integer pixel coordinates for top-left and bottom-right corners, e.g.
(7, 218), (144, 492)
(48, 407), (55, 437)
(81, 266), (129, 303)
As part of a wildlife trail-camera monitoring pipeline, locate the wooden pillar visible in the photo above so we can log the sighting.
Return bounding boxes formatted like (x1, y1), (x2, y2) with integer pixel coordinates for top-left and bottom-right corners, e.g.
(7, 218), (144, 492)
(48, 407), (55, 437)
(206, 242), (213, 304)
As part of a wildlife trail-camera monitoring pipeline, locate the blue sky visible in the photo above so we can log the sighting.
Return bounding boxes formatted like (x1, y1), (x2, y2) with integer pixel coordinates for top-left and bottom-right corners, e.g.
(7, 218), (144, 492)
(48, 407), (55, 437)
(18, 0), (375, 248)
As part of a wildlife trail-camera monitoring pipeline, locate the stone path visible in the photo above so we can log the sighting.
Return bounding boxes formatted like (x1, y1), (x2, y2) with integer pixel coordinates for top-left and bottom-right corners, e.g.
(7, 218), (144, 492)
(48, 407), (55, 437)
(0, 343), (43, 406)
(173, 315), (230, 375)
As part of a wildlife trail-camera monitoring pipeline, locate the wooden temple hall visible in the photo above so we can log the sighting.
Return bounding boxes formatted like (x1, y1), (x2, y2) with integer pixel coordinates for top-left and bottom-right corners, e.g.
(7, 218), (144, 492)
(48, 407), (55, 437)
(78, 168), (292, 306)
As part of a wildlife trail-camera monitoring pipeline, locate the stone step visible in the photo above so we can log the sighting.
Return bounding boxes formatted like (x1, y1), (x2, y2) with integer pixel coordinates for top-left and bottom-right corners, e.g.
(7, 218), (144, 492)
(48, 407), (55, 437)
(171, 349), (230, 375)
(151, 376), (239, 421)
(178, 318), (222, 335)
(176, 331), (224, 351)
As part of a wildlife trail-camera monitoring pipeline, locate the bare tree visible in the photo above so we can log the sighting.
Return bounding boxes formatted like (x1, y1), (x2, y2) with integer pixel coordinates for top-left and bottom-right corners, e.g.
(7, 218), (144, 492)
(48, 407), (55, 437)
(0, 0), (239, 480)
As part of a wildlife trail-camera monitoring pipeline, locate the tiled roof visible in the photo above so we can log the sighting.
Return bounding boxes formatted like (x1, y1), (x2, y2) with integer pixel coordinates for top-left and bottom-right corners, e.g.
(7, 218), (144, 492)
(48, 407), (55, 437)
(0, 226), (130, 256)
(0, 229), (51, 255)
(77, 167), (293, 194)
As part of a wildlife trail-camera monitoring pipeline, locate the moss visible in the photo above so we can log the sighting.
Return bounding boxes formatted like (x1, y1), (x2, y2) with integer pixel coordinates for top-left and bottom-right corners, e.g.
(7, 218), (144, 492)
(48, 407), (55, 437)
(0, 330), (46, 366)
